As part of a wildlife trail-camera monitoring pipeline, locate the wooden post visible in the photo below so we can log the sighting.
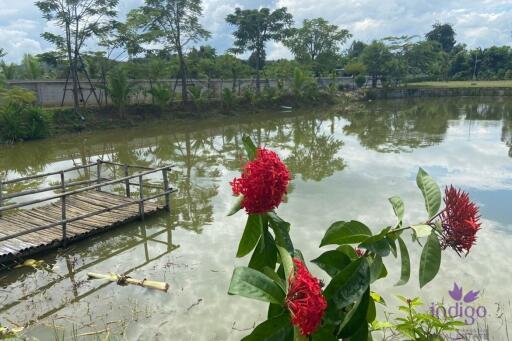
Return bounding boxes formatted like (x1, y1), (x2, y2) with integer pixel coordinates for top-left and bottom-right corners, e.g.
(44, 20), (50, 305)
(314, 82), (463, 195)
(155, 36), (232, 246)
(0, 180), (3, 217)
(162, 168), (170, 211)
(124, 165), (130, 198)
(96, 160), (102, 191)
(60, 171), (65, 192)
(61, 194), (67, 244)
(139, 175), (144, 220)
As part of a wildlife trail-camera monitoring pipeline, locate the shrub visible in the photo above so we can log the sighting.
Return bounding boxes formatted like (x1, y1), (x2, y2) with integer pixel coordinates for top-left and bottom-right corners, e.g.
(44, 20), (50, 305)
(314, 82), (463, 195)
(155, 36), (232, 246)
(0, 87), (51, 142)
(355, 74), (367, 88)
(149, 83), (173, 113)
(106, 68), (132, 116)
(292, 68), (319, 101)
(188, 86), (206, 111)
(221, 88), (236, 111)
(226, 137), (482, 340)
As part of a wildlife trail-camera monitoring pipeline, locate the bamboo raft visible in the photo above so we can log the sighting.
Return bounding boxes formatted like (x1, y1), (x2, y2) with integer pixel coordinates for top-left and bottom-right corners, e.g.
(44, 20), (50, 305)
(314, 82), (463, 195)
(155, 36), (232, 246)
(0, 160), (174, 265)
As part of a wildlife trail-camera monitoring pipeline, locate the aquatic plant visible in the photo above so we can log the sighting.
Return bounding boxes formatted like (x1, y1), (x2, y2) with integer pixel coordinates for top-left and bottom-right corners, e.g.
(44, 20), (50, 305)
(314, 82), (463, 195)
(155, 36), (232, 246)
(226, 136), (482, 340)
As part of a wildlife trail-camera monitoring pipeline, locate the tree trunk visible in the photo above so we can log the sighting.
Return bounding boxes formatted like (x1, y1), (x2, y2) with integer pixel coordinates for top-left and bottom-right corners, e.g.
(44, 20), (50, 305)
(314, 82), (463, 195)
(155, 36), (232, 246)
(178, 50), (188, 103)
(256, 47), (261, 94)
(372, 75), (377, 88)
(65, 23), (79, 114)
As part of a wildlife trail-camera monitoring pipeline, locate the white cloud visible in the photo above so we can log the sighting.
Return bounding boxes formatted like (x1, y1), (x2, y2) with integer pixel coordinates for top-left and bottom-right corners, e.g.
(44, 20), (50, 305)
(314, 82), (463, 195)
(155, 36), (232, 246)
(1, 0), (512, 62)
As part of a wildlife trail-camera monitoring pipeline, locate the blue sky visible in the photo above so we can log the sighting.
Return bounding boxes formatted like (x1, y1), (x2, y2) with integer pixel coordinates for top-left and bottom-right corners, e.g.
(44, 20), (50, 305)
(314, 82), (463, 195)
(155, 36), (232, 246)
(1, 0), (512, 63)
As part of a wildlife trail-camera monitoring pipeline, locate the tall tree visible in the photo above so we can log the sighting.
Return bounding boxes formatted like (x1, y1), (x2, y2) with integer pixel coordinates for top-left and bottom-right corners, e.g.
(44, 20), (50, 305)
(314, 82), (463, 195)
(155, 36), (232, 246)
(226, 7), (293, 93)
(129, 0), (211, 102)
(360, 41), (393, 87)
(426, 23), (456, 53)
(285, 18), (351, 74)
(36, 0), (118, 113)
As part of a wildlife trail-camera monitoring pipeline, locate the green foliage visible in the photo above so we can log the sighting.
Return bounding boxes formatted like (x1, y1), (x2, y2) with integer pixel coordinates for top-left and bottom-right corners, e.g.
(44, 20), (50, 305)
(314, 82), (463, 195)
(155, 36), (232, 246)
(284, 18), (351, 75)
(426, 23), (456, 53)
(374, 297), (464, 340)
(226, 7), (293, 91)
(221, 88), (236, 111)
(344, 62), (366, 76)
(22, 54), (43, 80)
(148, 83), (173, 112)
(226, 137), (469, 340)
(354, 75), (366, 88)
(291, 68), (319, 100)
(105, 67), (132, 115)
(0, 87), (52, 142)
(188, 85), (206, 110)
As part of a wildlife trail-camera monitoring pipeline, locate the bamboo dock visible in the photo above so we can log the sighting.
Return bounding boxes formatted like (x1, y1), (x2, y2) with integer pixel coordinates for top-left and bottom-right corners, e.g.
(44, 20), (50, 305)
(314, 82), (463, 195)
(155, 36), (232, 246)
(0, 160), (174, 265)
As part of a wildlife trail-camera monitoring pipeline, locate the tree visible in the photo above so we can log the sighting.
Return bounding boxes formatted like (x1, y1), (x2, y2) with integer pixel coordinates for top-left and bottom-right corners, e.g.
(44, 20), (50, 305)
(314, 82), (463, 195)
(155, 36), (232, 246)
(216, 53), (252, 92)
(0, 49), (6, 59)
(129, 0), (211, 102)
(22, 54), (43, 80)
(347, 40), (367, 60)
(36, 0), (118, 113)
(360, 41), (393, 87)
(284, 18), (351, 75)
(226, 7), (293, 93)
(426, 23), (456, 53)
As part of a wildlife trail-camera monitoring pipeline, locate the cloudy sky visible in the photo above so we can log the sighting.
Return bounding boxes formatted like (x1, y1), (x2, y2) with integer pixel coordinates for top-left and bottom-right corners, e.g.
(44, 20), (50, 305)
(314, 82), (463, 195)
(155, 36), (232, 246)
(1, 0), (512, 62)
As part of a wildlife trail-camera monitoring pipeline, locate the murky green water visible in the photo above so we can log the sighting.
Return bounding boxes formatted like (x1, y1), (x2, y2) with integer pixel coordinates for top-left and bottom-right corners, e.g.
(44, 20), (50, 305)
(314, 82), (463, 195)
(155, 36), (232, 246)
(1, 97), (511, 340)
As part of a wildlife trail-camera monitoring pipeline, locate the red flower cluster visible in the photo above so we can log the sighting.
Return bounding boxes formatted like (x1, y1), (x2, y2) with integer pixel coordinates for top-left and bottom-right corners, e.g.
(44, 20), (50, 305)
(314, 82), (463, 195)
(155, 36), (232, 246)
(286, 259), (327, 336)
(354, 247), (365, 257)
(230, 148), (291, 214)
(440, 186), (481, 254)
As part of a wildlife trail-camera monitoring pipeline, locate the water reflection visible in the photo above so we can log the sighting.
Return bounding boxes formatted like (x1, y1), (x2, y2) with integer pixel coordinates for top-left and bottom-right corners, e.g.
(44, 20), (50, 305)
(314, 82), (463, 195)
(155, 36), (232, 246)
(1, 97), (512, 339)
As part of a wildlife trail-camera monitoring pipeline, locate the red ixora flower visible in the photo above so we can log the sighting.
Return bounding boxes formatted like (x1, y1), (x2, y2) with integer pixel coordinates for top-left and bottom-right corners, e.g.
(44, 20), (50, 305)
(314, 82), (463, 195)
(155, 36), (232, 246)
(286, 259), (327, 336)
(439, 186), (481, 255)
(230, 148), (291, 214)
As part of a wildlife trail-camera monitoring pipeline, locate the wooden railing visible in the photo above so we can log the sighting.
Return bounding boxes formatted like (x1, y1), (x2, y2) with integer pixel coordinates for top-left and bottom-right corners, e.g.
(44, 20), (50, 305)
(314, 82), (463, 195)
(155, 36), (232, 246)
(0, 160), (174, 244)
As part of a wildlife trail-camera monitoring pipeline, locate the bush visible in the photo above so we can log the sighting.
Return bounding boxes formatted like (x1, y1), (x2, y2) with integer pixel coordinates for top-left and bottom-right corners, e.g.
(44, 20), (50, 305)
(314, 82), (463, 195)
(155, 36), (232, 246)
(105, 67), (132, 116)
(355, 75), (367, 88)
(221, 88), (236, 111)
(0, 87), (51, 142)
(292, 68), (319, 101)
(188, 86), (206, 111)
(149, 83), (173, 113)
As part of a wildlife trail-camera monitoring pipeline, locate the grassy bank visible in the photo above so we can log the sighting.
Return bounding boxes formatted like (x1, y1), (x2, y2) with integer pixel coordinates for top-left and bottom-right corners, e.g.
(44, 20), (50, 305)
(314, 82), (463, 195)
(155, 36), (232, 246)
(406, 80), (512, 88)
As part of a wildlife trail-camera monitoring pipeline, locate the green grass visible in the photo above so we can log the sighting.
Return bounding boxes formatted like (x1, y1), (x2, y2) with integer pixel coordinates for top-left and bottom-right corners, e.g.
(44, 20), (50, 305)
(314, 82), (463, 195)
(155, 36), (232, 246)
(406, 80), (512, 88)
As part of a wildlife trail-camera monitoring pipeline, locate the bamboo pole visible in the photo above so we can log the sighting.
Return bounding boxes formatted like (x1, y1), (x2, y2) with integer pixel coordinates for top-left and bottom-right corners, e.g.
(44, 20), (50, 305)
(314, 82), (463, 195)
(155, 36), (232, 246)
(87, 272), (169, 292)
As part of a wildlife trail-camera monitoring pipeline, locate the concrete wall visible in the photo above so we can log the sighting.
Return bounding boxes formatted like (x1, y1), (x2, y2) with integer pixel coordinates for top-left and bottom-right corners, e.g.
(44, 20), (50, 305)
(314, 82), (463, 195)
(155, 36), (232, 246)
(367, 87), (512, 99)
(7, 77), (357, 107)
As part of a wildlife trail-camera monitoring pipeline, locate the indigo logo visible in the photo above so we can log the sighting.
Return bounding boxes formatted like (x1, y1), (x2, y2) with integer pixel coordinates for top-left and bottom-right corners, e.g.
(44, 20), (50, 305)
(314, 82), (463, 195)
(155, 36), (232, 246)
(430, 282), (487, 325)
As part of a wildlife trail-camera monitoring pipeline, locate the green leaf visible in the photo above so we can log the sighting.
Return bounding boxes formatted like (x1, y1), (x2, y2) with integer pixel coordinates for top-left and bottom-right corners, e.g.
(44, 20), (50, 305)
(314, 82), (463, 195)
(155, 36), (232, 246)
(416, 167), (441, 218)
(311, 325), (337, 341)
(367, 295), (376, 323)
(337, 245), (358, 259)
(311, 250), (351, 277)
(237, 214), (263, 257)
(339, 289), (370, 338)
(411, 224), (433, 238)
(249, 226), (277, 271)
(228, 267), (285, 304)
(419, 231), (442, 288)
(267, 303), (285, 319)
(395, 237), (411, 286)
(345, 318), (369, 341)
(360, 237), (390, 257)
(369, 256), (387, 283)
(228, 195), (244, 216)
(389, 196), (404, 222)
(277, 245), (293, 288)
(320, 221), (372, 247)
(387, 237), (397, 258)
(267, 212), (294, 253)
(242, 313), (293, 341)
(324, 258), (370, 309)
(242, 135), (257, 160)
(370, 291), (386, 306)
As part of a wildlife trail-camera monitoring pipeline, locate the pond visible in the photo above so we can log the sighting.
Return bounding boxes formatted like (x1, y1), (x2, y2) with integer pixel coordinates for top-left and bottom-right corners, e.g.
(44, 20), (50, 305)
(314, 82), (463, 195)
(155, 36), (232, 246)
(1, 97), (511, 340)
